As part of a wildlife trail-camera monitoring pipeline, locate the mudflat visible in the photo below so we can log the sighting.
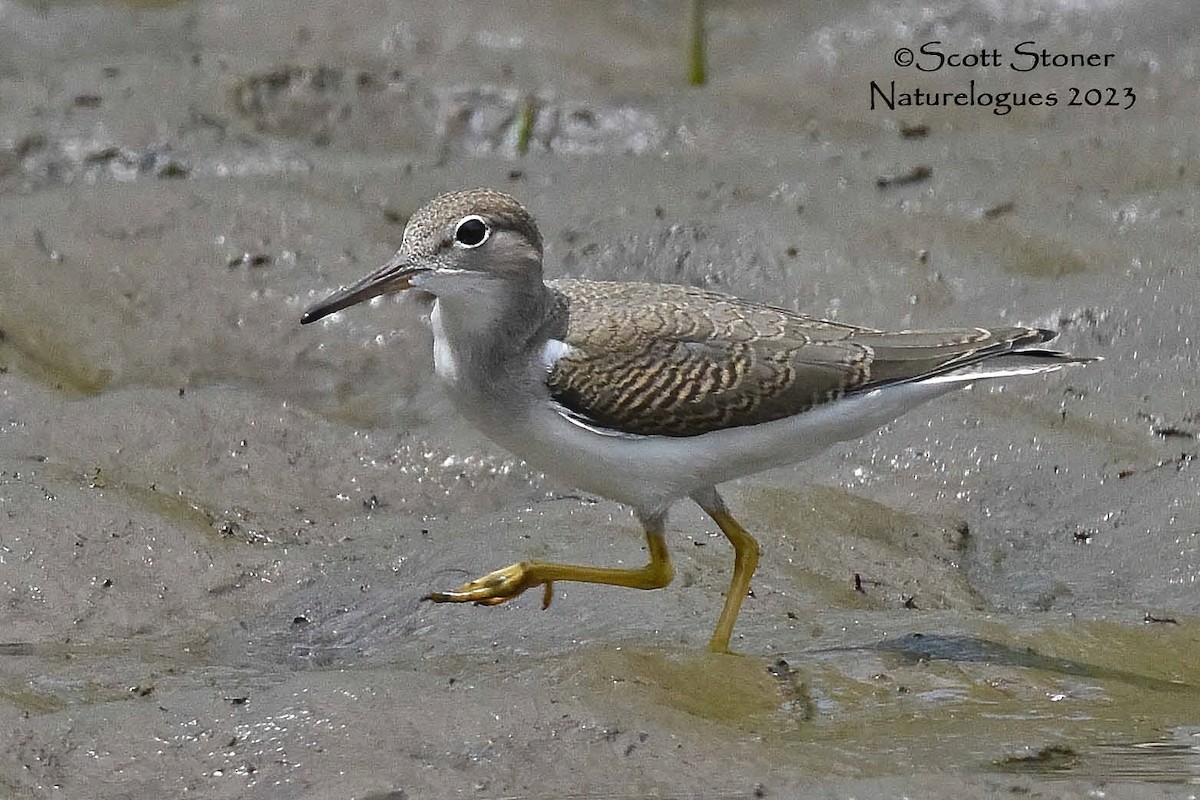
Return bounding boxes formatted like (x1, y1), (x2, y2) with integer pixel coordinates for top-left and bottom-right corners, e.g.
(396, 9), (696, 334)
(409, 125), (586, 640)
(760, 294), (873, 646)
(1, 2), (1197, 797)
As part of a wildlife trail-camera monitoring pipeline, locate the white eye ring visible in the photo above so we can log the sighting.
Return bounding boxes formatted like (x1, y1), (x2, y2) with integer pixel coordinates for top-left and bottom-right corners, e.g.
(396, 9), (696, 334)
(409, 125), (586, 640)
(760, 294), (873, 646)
(453, 215), (491, 249)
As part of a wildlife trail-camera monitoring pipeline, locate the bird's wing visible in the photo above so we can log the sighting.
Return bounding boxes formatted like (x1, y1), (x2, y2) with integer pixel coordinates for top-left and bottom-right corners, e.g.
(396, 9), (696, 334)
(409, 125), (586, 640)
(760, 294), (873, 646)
(543, 279), (1059, 437)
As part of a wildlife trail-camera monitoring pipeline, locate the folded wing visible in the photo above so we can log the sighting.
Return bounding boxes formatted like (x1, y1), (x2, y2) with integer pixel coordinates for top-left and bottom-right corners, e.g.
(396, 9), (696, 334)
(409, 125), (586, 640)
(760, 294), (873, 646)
(544, 280), (1082, 437)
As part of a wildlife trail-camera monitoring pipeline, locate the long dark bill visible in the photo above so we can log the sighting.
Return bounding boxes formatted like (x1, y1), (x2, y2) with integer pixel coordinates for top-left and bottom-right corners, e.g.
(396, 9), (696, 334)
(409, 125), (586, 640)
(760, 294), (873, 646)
(300, 254), (425, 324)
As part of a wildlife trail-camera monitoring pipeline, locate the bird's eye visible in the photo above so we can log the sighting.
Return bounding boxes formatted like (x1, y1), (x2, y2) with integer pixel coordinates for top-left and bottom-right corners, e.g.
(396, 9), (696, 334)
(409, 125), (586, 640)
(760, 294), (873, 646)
(453, 216), (490, 248)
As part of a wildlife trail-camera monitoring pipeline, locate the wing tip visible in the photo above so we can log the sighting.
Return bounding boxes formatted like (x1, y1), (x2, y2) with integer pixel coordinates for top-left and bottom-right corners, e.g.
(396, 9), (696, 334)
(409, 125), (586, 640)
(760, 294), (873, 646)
(1019, 328), (1101, 364)
(1034, 327), (1058, 343)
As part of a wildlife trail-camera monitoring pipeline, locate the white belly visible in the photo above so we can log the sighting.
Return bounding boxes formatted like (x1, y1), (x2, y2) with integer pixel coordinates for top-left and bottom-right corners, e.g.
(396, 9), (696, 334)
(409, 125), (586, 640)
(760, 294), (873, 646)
(469, 379), (959, 517)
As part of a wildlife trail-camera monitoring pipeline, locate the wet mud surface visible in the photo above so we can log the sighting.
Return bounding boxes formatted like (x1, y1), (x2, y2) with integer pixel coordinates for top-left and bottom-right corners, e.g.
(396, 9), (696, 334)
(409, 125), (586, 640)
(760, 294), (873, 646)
(1, 1), (1198, 797)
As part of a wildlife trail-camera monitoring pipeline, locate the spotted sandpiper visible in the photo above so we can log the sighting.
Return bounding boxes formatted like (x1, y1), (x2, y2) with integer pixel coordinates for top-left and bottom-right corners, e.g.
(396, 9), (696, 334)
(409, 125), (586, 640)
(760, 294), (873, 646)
(301, 188), (1095, 653)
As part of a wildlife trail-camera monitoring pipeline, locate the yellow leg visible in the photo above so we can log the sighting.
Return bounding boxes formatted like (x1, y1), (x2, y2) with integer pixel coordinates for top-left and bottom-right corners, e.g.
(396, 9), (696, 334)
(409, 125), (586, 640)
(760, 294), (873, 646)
(422, 520), (673, 609)
(694, 490), (761, 653)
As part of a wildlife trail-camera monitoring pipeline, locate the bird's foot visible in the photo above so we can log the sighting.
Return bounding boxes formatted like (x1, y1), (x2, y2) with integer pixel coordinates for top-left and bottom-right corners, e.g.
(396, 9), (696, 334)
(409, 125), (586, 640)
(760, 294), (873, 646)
(423, 562), (556, 609)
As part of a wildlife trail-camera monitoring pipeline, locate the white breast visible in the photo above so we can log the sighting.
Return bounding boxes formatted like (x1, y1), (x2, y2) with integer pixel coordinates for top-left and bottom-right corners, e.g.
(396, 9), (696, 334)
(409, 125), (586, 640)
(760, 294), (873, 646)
(430, 300), (458, 381)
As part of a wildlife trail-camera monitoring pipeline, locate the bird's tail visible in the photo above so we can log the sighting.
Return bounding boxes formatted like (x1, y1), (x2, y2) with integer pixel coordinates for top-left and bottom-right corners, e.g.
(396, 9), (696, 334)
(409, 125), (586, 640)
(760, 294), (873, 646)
(909, 328), (1099, 387)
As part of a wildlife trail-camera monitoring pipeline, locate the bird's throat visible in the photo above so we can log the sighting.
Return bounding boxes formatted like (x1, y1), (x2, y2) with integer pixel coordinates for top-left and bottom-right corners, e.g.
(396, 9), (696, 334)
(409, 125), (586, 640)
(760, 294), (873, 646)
(429, 283), (550, 386)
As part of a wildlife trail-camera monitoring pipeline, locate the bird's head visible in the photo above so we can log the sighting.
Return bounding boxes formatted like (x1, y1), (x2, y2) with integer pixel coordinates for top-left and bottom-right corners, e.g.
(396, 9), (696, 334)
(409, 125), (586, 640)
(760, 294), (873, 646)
(300, 188), (544, 324)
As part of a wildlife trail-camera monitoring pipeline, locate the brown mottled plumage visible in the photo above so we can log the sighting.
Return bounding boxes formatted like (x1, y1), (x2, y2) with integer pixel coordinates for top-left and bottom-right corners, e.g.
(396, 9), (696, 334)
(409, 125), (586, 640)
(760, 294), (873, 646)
(544, 279), (1055, 436)
(403, 188), (544, 259)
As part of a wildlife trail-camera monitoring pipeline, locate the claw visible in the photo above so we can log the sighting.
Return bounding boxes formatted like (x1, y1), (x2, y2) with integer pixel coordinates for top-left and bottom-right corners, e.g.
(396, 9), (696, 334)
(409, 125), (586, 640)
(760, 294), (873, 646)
(421, 562), (543, 606)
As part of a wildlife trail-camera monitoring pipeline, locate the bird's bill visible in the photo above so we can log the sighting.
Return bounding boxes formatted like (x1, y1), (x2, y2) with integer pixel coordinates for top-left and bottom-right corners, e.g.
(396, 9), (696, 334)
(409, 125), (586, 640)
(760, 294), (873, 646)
(300, 254), (426, 324)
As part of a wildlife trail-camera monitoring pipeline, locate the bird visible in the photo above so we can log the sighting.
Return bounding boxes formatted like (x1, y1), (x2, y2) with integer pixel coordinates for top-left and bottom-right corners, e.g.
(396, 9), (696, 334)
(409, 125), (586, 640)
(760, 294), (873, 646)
(300, 187), (1095, 653)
